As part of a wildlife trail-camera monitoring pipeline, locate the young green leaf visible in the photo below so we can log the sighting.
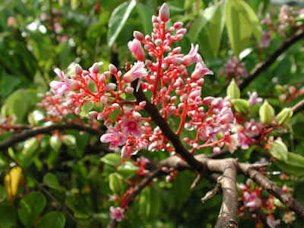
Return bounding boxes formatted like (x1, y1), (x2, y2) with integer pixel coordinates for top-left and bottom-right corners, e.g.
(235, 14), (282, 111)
(107, 0), (137, 47)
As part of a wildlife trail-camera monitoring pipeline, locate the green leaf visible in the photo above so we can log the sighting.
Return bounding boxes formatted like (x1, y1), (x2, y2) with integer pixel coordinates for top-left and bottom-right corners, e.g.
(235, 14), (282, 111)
(18, 191), (46, 226)
(1, 89), (38, 123)
(43, 173), (62, 191)
(22, 138), (39, 156)
(117, 161), (138, 178)
(100, 153), (121, 167)
(50, 135), (62, 152)
(139, 186), (161, 219)
(136, 3), (153, 34)
(37, 211), (66, 228)
(109, 173), (124, 194)
(188, 5), (217, 42)
(107, 0), (137, 47)
(62, 135), (76, 148)
(205, 2), (225, 57)
(269, 140), (288, 161)
(225, 0), (262, 56)
(0, 204), (17, 227)
(0, 74), (20, 98)
(80, 102), (94, 117)
(285, 152), (304, 168)
(109, 108), (121, 123)
(275, 161), (304, 176)
(0, 185), (7, 203)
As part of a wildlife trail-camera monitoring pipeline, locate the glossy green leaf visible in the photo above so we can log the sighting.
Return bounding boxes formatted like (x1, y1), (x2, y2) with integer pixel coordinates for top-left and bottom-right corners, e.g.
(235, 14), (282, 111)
(50, 135), (62, 152)
(100, 153), (121, 167)
(136, 3), (153, 34)
(18, 191), (46, 226)
(117, 161), (138, 178)
(37, 211), (66, 228)
(80, 102), (94, 117)
(43, 173), (62, 191)
(109, 108), (121, 123)
(188, 5), (217, 42)
(225, 0), (262, 56)
(109, 173), (124, 194)
(204, 2), (225, 57)
(107, 0), (137, 47)
(269, 140), (288, 161)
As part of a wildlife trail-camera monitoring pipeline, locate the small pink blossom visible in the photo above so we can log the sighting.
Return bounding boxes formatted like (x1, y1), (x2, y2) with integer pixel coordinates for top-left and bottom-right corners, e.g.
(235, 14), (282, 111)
(123, 62), (148, 82)
(243, 191), (262, 210)
(50, 68), (71, 95)
(267, 214), (280, 228)
(100, 128), (126, 149)
(110, 206), (125, 222)
(248, 91), (263, 105)
(122, 119), (141, 136)
(128, 39), (145, 61)
(7, 16), (17, 27)
(182, 44), (200, 66)
(191, 61), (213, 80)
(261, 32), (271, 48)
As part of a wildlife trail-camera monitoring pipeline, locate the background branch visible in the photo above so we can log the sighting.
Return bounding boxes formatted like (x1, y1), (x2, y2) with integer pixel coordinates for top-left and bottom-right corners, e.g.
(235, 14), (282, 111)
(239, 29), (304, 91)
(0, 124), (102, 151)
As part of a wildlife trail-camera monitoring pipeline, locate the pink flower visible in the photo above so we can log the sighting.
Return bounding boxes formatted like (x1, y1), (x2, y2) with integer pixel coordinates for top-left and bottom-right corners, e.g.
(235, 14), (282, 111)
(50, 68), (71, 95)
(123, 62), (148, 82)
(110, 206), (125, 222)
(191, 61), (213, 80)
(248, 91), (262, 105)
(182, 44), (200, 66)
(243, 191), (262, 210)
(100, 128), (126, 149)
(7, 16), (17, 27)
(261, 32), (271, 48)
(267, 215), (280, 228)
(122, 119), (141, 136)
(128, 39), (145, 61)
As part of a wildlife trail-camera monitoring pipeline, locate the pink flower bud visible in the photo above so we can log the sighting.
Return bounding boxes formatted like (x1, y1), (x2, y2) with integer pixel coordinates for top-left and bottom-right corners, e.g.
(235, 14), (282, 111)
(159, 3), (170, 22)
(128, 39), (145, 61)
(108, 64), (117, 74)
(173, 22), (183, 29)
(133, 31), (144, 41)
(89, 62), (103, 74)
(75, 64), (82, 75)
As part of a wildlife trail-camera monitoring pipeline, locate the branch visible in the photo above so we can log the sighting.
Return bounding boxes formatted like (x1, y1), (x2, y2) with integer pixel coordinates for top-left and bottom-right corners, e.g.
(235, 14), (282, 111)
(239, 29), (304, 91)
(131, 80), (204, 172)
(0, 124), (102, 151)
(162, 154), (304, 220)
(108, 168), (164, 228)
(292, 99), (304, 115)
(215, 161), (238, 228)
(239, 163), (304, 220)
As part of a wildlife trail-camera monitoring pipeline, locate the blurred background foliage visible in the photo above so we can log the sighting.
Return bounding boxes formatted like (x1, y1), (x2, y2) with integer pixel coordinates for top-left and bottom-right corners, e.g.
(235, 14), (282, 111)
(1, 0), (304, 227)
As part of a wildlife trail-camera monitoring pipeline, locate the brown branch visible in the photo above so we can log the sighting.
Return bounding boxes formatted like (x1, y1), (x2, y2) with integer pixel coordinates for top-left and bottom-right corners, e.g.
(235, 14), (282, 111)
(131, 80), (204, 172)
(292, 99), (304, 115)
(108, 168), (164, 228)
(239, 29), (304, 91)
(215, 160), (238, 228)
(162, 154), (304, 221)
(0, 124), (102, 151)
(239, 163), (304, 220)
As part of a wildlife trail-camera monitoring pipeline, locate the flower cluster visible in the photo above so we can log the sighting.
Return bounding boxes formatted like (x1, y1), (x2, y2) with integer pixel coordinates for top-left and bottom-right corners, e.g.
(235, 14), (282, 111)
(261, 4), (304, 48)
(48, 3), (242, 156)
(239, 179), (295, 227)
